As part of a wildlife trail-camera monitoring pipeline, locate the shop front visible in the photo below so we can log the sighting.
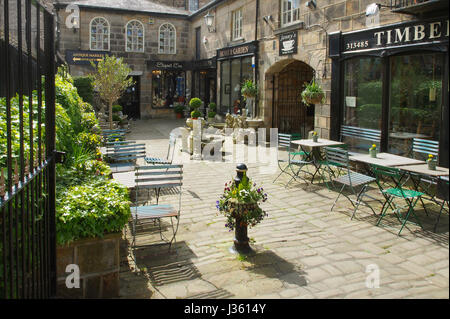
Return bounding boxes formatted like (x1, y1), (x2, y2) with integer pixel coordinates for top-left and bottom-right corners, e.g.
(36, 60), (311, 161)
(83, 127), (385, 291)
(329, 17), (449, 167)
(217, 41), (258, 117)
(192, 57), (217, 116)
(147, 60), (189, 110)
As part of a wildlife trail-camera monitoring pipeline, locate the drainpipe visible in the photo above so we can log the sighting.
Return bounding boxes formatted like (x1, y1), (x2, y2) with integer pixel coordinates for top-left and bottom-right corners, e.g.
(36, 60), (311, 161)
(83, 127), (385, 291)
(254, 0), (259, 119)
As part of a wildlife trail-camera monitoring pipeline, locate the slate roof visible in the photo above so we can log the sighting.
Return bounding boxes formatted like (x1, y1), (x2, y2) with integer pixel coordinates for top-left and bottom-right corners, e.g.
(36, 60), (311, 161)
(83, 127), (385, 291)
(56, 0), (190, 16)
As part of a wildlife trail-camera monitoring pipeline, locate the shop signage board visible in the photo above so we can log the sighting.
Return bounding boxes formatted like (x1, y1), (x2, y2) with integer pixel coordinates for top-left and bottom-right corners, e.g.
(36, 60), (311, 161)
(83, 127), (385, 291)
(66, 50), (110, 65)
(217, 41), (258, 60)
(279, 31), (298, 56)
(147, 60), (190, 70)
(341, 18), (449, 54)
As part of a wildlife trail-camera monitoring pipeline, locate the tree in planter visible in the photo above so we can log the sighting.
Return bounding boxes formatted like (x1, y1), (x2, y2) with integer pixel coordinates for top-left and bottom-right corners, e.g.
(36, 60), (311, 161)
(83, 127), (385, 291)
(208, 102), (217, 122)
(174, 104), (185, 118)
(241, 80), (258, 117)
(91, 56), (134, 129)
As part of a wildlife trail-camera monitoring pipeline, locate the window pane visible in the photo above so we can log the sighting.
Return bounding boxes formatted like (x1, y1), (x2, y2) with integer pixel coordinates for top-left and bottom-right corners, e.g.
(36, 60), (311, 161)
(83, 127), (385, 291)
(342, 57), (382, 153)
(388, 53), (443, 159)
(220, 61), (231, 114)
(231, 59), (241, 114)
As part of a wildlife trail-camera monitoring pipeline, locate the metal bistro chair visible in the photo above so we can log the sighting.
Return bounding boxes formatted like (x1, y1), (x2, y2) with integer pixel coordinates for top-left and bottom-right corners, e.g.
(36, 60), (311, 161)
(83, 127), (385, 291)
(106, 142), (147, 173)
(317, 144), (348, 190)
(324, 147), (379, 220)
(273, 133), (313, 186)
(341, 125), (381, 155)
(434, 176), (449, 232)
(370, 164), (424, 236)
(131, 164), (183, 252)
(145, 133), (177, 165)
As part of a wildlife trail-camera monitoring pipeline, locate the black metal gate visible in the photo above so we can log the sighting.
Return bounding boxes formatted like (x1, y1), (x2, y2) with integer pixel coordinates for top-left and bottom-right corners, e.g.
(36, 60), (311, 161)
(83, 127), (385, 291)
(272, 61), (315, 137)
(1, 0), (56, 299)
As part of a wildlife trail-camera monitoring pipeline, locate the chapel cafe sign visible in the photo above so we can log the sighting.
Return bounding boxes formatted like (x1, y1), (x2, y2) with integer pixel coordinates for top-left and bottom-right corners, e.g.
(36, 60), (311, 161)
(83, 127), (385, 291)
(341, 18), (449, 54)
(147, 60), (189, 70)
(65, 50), (110, 65)
(217, 41), (258, 60)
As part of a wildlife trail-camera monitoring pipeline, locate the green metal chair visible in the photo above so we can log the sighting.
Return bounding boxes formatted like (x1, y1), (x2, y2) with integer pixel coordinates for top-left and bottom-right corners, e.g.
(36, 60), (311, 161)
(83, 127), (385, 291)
(370, 164), (425, 236)
(324, 147), (379, 219)
(273, 133), (313, 186)
(318, 144), (348, 190)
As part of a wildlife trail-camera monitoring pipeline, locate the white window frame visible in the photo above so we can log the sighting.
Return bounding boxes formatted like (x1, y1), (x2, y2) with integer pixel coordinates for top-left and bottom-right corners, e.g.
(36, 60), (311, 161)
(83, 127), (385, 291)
(125, 20), (145, 53)
(158, 23), (177, 55)
(281, 0), (300, 27)
(232, 8), (243, 41)
(89, 17), (110, 51)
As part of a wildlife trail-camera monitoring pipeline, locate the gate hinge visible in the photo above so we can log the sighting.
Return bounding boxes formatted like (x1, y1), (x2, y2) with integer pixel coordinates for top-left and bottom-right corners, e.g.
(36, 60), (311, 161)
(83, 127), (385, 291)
(54, 151), (66, 164)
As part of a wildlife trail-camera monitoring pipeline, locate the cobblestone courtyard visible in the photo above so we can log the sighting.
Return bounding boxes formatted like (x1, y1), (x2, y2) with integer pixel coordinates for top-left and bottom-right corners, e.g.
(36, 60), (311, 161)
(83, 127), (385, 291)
(118, 119), (449, 299)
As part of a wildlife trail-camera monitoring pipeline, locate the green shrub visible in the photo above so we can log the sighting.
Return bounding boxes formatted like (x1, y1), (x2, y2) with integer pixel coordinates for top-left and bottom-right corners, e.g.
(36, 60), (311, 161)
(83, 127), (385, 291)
(73, 76), (94, 104)
(56, 179), (131, 245)
(75, 132), (103, 153)
(208, 111), (216, 118)
(208, 102), (216, 111)
(191, 109), (202, 118)
(112, 114), (121, 122)
(81, 112), (100, 134)
(174, 104), (185, 114)
(112, 104), (123, 113)
(189, 97), (202, 110)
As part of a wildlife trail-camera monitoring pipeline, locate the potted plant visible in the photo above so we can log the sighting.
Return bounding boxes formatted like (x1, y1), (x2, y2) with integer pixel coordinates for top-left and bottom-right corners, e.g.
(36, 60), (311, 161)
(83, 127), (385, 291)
(311, 131), (319, 142)
(369, 144), (377, 158)
(189, 97), (203, 110)
(174, 104), (185, 119)
(186, 98), (203, 128)
(208, 102), (217, 123)
(216, 165), (268, 254)
(191, 109), (202, 120)
(427, 154), (437, 170)
(301, 79), (325, 106)
(241, 80), (258, 99)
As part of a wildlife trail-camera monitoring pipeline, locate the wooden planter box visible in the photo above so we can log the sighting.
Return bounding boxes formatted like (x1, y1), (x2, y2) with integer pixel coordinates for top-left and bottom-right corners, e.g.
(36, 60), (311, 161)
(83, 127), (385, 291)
(56, 233), (121, 299)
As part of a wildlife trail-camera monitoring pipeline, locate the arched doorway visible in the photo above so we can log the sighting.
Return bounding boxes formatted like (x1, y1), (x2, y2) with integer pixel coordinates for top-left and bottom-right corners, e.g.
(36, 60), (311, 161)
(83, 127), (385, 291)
(266, 60), (315, 137)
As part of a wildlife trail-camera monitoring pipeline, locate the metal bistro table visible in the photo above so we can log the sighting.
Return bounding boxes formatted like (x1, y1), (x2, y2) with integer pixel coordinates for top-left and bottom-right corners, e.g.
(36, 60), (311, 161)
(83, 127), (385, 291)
(349, 152), (425, 168)
(291, 138), (346, 184)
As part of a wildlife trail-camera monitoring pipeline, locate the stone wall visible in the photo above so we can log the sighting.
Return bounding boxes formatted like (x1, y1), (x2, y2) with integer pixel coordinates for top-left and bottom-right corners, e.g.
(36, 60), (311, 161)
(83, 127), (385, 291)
(191, 0), (416, 139)
(56, 233), (121, 298)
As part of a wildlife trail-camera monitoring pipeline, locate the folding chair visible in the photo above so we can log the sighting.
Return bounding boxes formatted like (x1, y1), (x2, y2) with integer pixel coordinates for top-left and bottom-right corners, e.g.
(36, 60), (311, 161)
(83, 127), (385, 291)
(273, 133), (313, 186)
(434, 176), (449, 232)
(324, 147), (379, 219)
(370, 164), (425, 236)
(106, 142), (147, 173)
(130, 164), (183, 252)
(317, 144), (348, 190)
(145, 133), (177, 165)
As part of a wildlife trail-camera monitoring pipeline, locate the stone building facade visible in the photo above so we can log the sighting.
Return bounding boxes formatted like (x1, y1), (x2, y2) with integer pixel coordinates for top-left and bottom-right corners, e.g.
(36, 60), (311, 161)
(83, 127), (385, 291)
(53, 0), (448, 163)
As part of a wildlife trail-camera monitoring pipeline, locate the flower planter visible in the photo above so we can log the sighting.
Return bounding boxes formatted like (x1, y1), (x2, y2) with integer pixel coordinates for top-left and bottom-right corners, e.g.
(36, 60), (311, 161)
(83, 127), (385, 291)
(56, 233), (121, 299)
(369, 149), (377, 158)
(428, 160), (437, 170)
(227, 200), (260, 254)
(304, 93), (324, 105)
(312, 135), (318, 143)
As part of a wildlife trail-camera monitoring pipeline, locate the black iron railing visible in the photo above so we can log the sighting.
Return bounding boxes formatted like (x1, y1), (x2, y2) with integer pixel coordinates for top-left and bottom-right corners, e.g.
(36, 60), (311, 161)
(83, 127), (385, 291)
(0, 0), (56, 299)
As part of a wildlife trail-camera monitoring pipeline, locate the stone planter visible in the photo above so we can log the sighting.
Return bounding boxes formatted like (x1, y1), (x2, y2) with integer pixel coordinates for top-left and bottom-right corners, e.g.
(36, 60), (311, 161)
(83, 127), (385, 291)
(56, 233), (121, 299)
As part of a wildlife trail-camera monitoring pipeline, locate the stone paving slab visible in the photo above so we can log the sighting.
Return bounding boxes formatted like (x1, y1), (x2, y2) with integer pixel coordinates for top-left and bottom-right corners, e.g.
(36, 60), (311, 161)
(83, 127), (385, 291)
(117, 119), (449, 299)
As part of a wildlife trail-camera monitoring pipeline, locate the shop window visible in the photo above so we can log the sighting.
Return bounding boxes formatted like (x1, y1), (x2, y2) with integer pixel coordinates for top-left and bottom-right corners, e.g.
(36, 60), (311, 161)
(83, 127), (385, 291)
(219, 57), (254, 116)
(126, 20), (144, 52)
(90, 17), (109, 51)
(232, 9), (243, 40)
(189, 0), (199, 12)
(152, 70), (186, 108)
(159, 23), (176, 54)
(281, 0), (300, 27)
(342, 57), (382, 153)
(388, 53), (444, 159)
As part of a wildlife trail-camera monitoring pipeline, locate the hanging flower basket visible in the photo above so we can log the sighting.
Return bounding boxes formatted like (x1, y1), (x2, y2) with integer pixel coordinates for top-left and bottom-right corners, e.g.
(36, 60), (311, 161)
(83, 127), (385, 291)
(301, 79), (325, 106)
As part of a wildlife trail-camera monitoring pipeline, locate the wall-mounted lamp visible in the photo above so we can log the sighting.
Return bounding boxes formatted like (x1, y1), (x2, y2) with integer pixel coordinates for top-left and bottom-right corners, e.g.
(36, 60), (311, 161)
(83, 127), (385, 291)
(305, 0), (317, 9)
(204, 12), (216, 33)
(365, 3), (392, 16)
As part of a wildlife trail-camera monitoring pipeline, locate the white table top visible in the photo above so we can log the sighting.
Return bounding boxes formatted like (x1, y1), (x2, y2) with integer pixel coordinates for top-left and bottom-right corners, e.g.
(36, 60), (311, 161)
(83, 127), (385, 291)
(389, 132), (429, 140)
(349, 152), (425, 167)
(291, 138), (345, 148)
(395, 164), (449, 177)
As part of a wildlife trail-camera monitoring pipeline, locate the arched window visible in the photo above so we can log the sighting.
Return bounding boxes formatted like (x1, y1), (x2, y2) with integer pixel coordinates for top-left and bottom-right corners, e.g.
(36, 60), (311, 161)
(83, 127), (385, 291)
(159, 23), (176, 54)
(126, 20), (144, 52)
(90, 17), (110, 51)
